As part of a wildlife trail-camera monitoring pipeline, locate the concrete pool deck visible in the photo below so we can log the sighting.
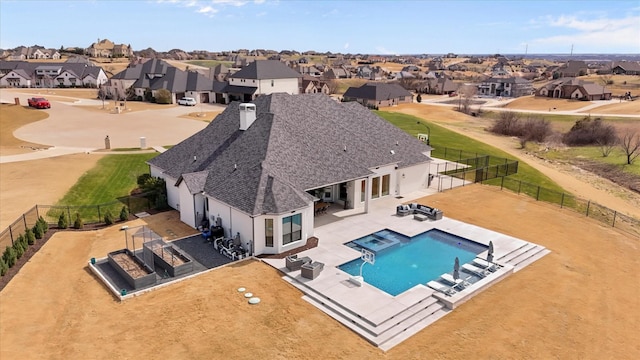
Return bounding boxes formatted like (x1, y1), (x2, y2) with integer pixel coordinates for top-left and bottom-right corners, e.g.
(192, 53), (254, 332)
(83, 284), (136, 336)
(262, 190), (549, 351)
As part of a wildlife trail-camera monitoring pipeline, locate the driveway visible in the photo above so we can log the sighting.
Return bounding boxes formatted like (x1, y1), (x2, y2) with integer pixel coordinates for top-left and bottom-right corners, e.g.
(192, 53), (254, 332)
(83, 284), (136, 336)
(0, 89), (213, 152)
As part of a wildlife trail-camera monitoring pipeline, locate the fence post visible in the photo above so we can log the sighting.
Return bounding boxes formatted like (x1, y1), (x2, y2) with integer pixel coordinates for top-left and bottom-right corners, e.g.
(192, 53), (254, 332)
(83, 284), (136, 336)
(536, 186), (540, 201)
(36, 205), (40, 219)
(22, 214), (28, 231)
(97, 205), (101, 222)
(586, 201), (590, 217)
(67, 206), (72, 223)
(500, 176), (504, 190)
(612, 211), (617, 227)
(560, 193), (565, 208)
(9, 226), (14, 246)
(517, 180), (522, 194)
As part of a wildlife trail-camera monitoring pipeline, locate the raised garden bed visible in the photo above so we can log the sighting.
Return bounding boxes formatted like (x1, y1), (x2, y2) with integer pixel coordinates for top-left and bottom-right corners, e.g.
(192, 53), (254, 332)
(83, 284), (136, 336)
(107, 249), (156, 289)
(143, 239), (193, 277)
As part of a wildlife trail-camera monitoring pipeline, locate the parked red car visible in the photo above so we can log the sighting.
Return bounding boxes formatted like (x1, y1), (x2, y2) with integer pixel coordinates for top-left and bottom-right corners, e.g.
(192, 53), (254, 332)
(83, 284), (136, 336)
(27, 97), (51, 109)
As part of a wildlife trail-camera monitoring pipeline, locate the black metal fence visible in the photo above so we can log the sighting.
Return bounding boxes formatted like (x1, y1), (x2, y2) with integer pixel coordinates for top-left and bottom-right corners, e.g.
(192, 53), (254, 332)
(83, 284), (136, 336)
(0, 194), (153, 251)
(481, 176), (640, 238)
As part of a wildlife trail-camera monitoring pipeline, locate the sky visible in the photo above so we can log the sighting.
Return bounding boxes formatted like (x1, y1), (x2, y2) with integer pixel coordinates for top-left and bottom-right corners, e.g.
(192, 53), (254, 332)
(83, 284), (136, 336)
(1, 0), (639, 55)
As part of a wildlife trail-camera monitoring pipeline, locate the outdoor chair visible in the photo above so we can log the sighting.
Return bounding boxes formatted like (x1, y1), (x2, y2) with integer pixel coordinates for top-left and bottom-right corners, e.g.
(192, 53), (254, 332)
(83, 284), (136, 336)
(285, 254), (312, 271)
(427, 280), (456, 296)
(396, 204), (411, 216)
(473, 258), (498, 272)
(440, 273), (470, 290)
(301, 261), (325, 280)
(462, 263), (490, 278)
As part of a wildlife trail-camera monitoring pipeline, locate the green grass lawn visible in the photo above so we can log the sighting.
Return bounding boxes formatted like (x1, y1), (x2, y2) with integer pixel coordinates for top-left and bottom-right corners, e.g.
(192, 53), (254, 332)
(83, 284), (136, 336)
(543, 145), (640, 176)
(376, 111), (566, 197)
(49, 153), (157, 224)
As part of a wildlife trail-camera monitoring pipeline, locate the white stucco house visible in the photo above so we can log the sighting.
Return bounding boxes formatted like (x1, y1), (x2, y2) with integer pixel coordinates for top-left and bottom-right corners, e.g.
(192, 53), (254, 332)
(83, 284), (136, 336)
(225, 60), (301, 102)
(0, 69), (32, 87)
(148, 93), (433, 256)
(0, 61), (107, 88)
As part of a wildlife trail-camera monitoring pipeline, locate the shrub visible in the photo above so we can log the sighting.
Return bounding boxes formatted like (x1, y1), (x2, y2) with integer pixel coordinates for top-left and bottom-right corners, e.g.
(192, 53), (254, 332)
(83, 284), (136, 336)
(521, 117), (552, 143)
(3, 246), (16, 268)
(33, 222), (43, 240)
(73, 212), (84, 229)
(38, 216), (49, 233)
(58, 212), (68, 229)
(490, 112), (524, 137)
(25, 228), (36, 245)
(120, 206), (129, 222)
(0, 257), (8, 276)
(155, 89), (172, 104)
(563, 118), (618, 147)
(13, 236), (25, 259)
(104, 210), (114, 225)
(137, 173), (152, 187)
(416, 94), (422, 103)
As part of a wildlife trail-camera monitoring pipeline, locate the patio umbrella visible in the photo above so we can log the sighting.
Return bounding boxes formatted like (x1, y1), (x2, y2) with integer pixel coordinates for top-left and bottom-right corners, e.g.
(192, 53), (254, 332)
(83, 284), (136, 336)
(487, 241), (494, 263)
(453, 257), (460, 280)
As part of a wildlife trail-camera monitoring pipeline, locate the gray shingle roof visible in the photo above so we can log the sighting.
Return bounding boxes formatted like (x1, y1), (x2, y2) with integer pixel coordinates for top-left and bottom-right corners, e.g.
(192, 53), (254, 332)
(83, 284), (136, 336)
(131, 66), (216, 92)
(343, 82), (412, 101)
(149, 93), (431, 216)
(229, 60), (301, 80)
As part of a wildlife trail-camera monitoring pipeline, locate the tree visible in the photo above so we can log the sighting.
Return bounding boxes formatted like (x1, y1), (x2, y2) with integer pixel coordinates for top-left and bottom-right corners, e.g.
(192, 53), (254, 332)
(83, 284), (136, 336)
(457, 84), (477, 114)
(58, 212), (68, 229)
(98, 84), (108, 109)
(599, 75), (613, 100)
(119, 206), (129, 222)
(73, 212), (84, 229)
(325, 79), (339, 94)
(620, 130), (640, 165)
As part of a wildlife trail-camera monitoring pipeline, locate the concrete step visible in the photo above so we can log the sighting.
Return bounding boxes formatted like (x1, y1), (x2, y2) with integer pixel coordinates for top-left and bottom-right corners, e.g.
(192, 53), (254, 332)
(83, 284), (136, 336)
(379, 308), (450, 351)
(497, 243), (536, 263)
(511, 248), (551, 272)
(504, 245), (545, 268)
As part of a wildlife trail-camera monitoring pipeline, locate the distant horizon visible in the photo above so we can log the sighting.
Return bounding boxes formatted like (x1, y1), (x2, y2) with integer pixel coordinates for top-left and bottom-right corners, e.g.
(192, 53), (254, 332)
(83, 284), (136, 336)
(1, 1), (639, 55)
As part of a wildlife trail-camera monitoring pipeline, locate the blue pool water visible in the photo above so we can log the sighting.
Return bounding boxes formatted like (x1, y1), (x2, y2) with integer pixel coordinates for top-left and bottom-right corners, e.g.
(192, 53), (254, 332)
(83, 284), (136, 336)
(339, 229), (486, 296)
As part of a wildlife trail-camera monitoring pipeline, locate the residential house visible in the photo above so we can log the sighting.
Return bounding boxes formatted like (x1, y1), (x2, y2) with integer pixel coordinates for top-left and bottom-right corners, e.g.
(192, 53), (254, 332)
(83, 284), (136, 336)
(420, 75), (458, 95)
(226, 60), (302, 102)
(478, 77), (533, 97)
(86, 39), (134, 58)
(557, 60), (588, 77)
(301, 76), (330, 94)
(147, 93), (433, 255)
(108, 58), (223, 103)
(295, 64), (322, 77)
(0, 61), (107, 88)
(8, 46), (60, 60)
(612, 61), (640, 75)
(323, 67), (351, 79)
(343, 82), (413, 107)
(402, 65), (421, 73)
(0, 69), (31, 87)
(535, 78), (612, 101)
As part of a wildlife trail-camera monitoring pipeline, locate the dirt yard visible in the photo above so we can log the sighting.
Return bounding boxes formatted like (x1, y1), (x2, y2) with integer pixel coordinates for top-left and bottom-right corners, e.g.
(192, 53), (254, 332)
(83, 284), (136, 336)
(579, 100), (640, 115)
(0, 187), (637, 360)
(502, 96), (593, 111)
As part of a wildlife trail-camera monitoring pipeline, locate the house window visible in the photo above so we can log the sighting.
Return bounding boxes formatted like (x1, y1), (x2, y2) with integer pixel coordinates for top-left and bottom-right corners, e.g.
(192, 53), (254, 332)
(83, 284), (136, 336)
(371, 177), (380, 199)
(381, 174), (390, 196)
(361, 180), (366, 202)
(265, 219), (273, 247)
(282, 214), (302, 245)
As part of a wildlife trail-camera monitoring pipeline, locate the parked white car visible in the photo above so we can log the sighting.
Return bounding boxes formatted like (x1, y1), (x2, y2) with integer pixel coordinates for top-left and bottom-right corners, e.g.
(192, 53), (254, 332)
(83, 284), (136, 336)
(178, 97), (197, 106)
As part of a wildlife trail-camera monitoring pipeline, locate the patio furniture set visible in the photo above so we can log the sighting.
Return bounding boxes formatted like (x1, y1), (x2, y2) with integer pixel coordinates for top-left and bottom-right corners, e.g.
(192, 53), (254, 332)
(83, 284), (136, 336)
(396, 202), (443, 221)
(286, 254), (325, 280)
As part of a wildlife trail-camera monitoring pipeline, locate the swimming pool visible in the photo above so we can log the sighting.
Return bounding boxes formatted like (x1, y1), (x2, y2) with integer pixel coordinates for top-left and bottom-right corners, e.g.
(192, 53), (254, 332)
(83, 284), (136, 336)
(339, 229), (486, 296)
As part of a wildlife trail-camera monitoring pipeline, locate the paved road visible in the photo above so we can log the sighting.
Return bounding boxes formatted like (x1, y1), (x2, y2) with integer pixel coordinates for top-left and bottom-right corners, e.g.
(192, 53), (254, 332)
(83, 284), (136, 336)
(0, 89), (216, 163)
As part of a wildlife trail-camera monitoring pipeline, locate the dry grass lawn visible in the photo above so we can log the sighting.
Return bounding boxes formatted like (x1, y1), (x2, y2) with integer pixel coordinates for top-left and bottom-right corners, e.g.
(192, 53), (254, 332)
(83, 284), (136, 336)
(0, 186), (638, 359)
(579, 100), (640, 115)
(0, 104), (51, 155)
(503, 96), (592, 111)
(180, 111), (222, 121)
(8, 88), (98, 101)
(76, 101), (177, 113)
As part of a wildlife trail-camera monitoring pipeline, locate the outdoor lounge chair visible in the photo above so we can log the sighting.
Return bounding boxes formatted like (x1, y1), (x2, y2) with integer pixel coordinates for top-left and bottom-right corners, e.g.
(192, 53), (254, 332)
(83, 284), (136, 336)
(301, 261), (324, 280)
(462, 263), (490, 278)
(285, 254), (312, 271)
(396, 204), (411, 217)
(473, 258), (498, 272)
(427, 280), (456, 296)
(440, 273), (469, 289)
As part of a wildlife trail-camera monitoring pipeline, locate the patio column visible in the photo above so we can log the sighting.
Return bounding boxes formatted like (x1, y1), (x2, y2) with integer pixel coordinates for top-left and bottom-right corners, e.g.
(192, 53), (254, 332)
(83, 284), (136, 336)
(364, 176), (371, 214)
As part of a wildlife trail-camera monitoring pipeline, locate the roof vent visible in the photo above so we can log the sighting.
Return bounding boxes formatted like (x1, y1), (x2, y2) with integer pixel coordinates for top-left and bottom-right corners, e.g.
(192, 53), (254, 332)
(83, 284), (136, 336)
(239, 103), (256, 131)
(193, 155), (197, 162)
(343, 145), (347, 152)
